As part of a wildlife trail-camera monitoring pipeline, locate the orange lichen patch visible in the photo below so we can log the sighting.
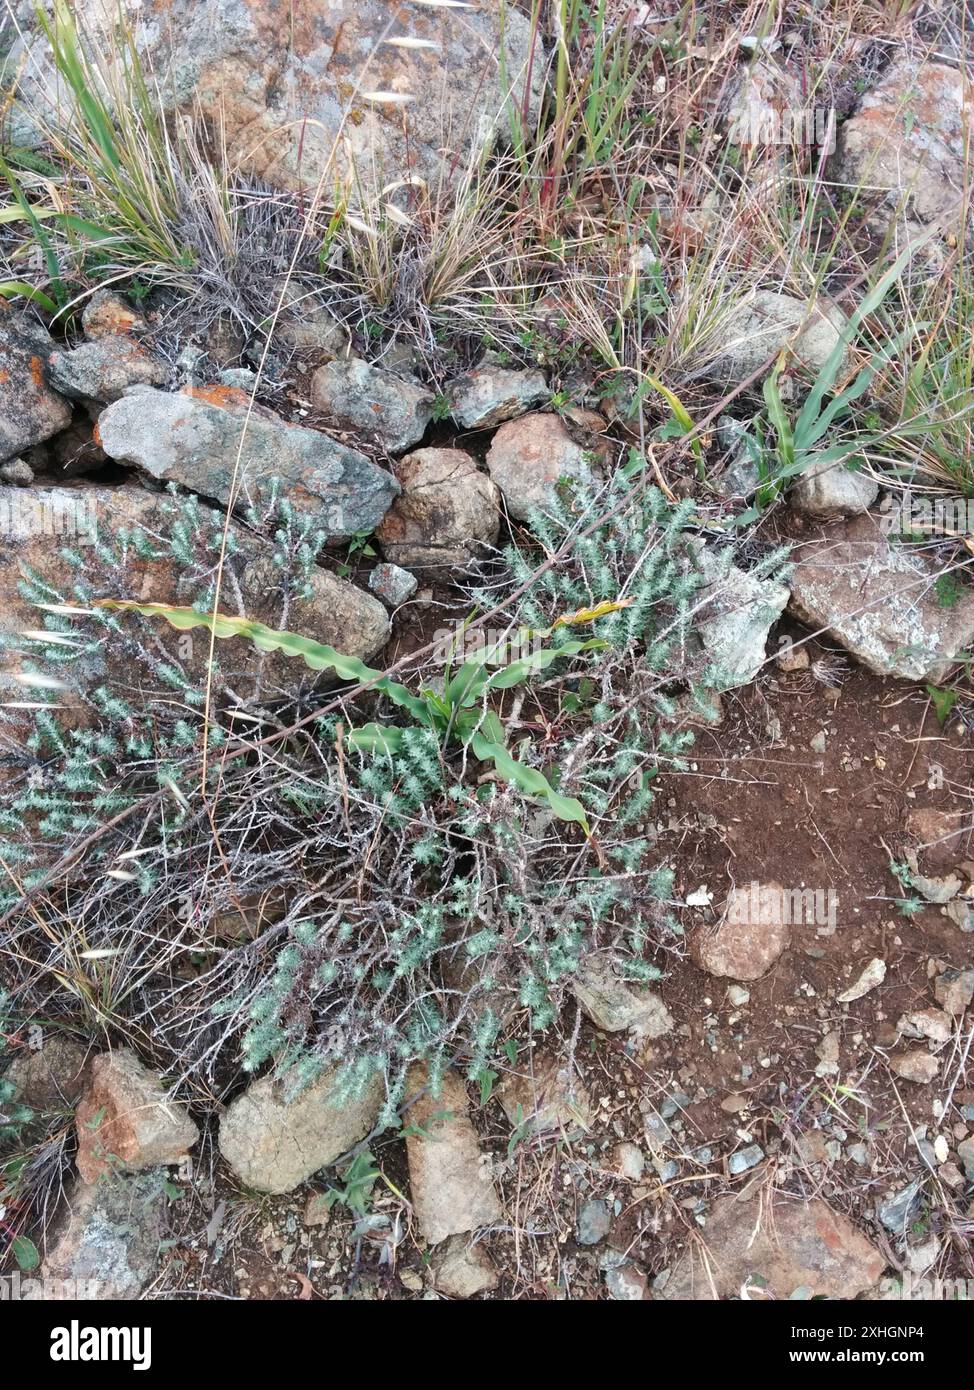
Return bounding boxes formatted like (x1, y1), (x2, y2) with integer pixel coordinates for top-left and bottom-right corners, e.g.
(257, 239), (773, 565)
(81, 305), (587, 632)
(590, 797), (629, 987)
(0, 368), (9, 386)
(91, 419), (102, 447)
(183, 384), (253, 411)
(29, 355), (45, 388)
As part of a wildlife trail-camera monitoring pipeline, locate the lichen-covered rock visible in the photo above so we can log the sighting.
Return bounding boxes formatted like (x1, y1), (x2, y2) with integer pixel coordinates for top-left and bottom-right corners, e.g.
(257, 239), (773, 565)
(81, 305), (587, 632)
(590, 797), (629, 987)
(42, 1171), (170, 1300)
(701, 290), (847, 390)
(81, 290), (146, 341)
(0, 306), (72, 462)
(788, 516), (974, 681)
(96, 385), (398, 538)
(789, 457), (879, 518)
(376, 447), (499, 569)
(75, 1048), (198, 1183)
(219, 1066), (383, 1194)
(0, 456), (34, 486)
(368, 561), (418, 607)
(5, 2), (545, 195)
(658, 1193), (885, 1300)
(695, 547), (789, 688)
(310, 358), (433, 454)
(48, 336), (169, 403)
(403, 1065), (502, 1245)
(485, 411), (610, 521)
(449, 364), (548, 430)
(835, 60), (974, 235)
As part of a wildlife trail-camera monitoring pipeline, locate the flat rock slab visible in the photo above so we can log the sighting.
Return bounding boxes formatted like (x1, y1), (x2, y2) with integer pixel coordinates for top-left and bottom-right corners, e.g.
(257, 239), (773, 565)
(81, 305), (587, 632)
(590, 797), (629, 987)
(219, 1066), (383, 1194)
(404, 1065), (502, 1245)
(658, 1193), (885, 1300)
(693, 882), (791, 980)
(75, 1048), (198, 1183)
(571, 956), (673, 1040)
(449, 365), (548, 430)
(96, 386), (398, 539)
(788, 517), (974, 681)
(0, 307), (72, 462)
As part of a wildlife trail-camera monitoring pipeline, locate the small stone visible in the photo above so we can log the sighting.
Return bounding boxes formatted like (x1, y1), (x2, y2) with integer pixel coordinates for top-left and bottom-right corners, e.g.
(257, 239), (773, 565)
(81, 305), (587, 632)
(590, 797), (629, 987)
(375, 447), (499, 569)
(939, 1161), (964, 1189)
(368, 561), (418, 607)
(890, 1051), (940, 1084)
(497, 1053), (593, 1136)
(727, 984), (750, 1007)
(809, 730), (827, 754)
(945, 898), (974, 932)
(310, 357), (433, 454)
(692, 882), (791, 981)
(267, 277), (349, 357)
(897, 1007), (952, 1043)
(790, 458), (879, 518)
(604, 1263), (649, 1300)
(399, 1267), (424, 1292)
(0, 457), (34, 486)
(430, 1235), (499, 1297)
(913, 872), (963, 904)
(571, 955), (673, 1041)
(958, 1136), (974, 1181)
(720, 1093), (749, 1114)
(613, 1142), (645, 1182)
(847, 1142), (869, 1166)
(934, 968), (974, 1016)
(82, 290), (146, 340)
(485, 410), (610, 521)
(814, 1030), (841, 1078)
(837, 957), (886, 1003)
(576, 1198), (612, 1245)
(3, 1035), (91, 1111)
(448, 364), (548, 429)
(75, 1049), (198, 1184)
(303, 1192), (331, 1228)
(404, 1066), (502, 1245)
(728, 1143), (764, 1175)
(219, 1065), (383, 1194)
(878, 1178), (924, 1233)
(776, 639), (809, 672)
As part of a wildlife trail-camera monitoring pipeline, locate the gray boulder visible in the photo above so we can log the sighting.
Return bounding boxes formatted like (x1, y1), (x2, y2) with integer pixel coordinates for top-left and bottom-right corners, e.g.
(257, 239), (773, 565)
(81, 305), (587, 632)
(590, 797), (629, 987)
(96, 386), (398, 539)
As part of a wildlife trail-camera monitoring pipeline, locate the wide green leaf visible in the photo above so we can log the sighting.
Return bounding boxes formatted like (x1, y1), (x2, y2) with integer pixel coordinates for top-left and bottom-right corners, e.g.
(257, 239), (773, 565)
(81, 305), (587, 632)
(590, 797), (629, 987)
(471, 733), (589, 833)
(98, 601), (432, 723)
